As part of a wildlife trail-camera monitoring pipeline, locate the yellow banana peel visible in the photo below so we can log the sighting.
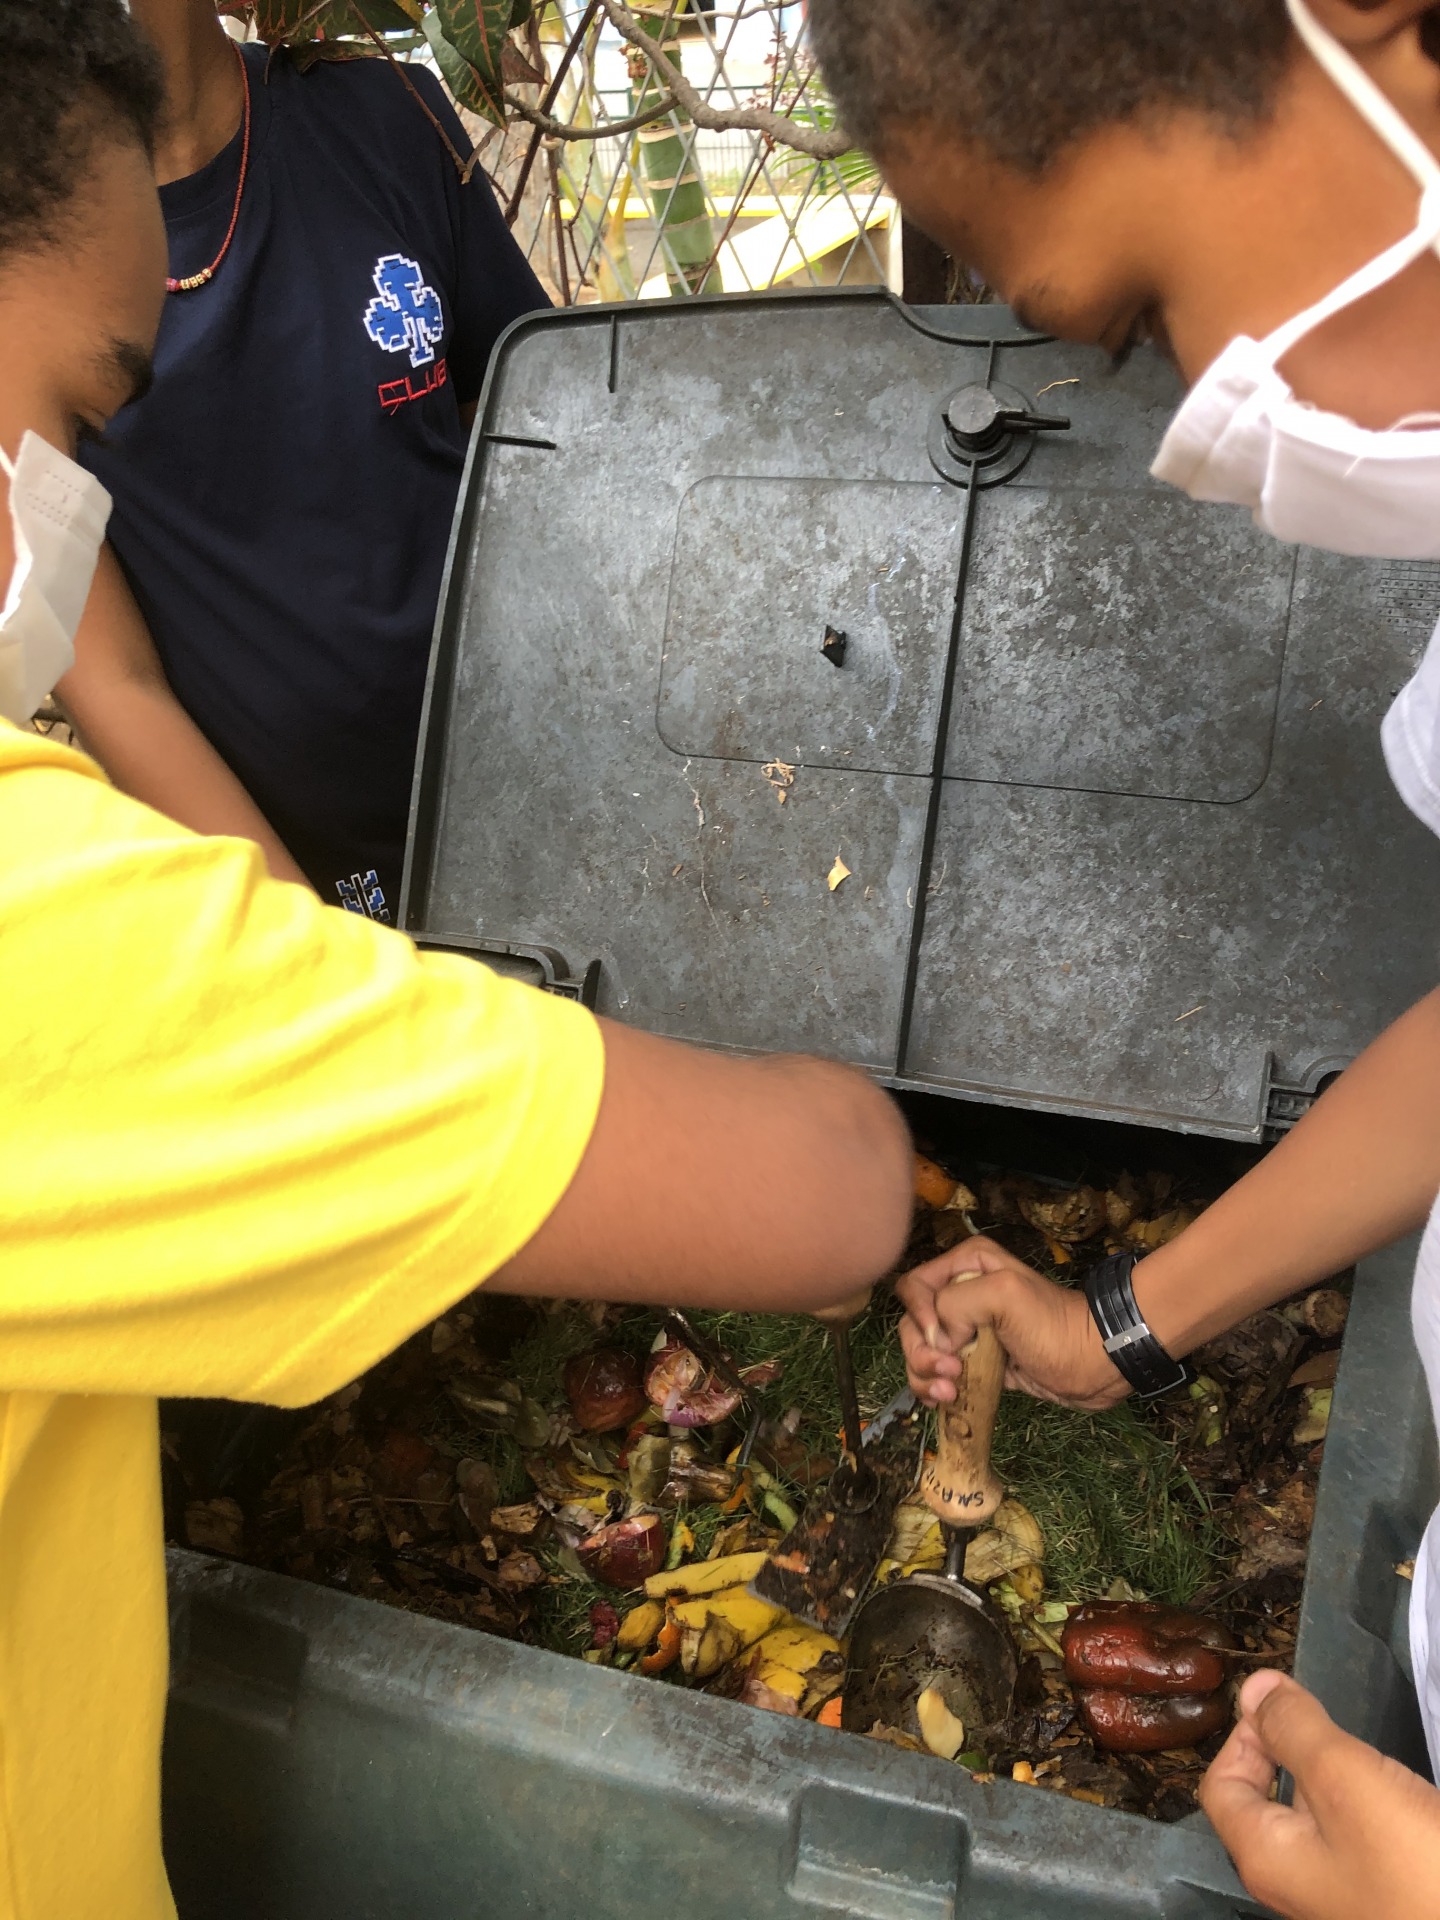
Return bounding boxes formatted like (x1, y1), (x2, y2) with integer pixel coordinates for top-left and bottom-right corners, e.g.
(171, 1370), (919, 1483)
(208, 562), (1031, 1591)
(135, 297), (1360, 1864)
(964, 1499), (1046, 1585)
(916, 1686), (967, 1762)
(644, 1550), (768, 1600)
(750, 1661), (807, 1705)
(615, 1600), (666, 1653)
(1007, 1562), (1045, 1605)
(749, 1624), (842, 1676)
(885, 1500), (943, 1569)
(884, 1495), (1045, 1588)
(670, 1586), (784, 1677)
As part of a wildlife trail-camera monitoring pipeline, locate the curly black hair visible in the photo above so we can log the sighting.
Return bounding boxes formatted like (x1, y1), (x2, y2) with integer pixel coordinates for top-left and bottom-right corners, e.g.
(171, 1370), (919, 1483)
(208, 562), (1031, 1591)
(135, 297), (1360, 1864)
(808, 0), (1295, 173)
(0, 0), (163, 263)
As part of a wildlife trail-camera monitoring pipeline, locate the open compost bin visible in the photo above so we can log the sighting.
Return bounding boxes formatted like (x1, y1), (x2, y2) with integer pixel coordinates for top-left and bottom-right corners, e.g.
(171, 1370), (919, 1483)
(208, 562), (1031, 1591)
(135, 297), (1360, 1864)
(163, 292), (1440, 1919)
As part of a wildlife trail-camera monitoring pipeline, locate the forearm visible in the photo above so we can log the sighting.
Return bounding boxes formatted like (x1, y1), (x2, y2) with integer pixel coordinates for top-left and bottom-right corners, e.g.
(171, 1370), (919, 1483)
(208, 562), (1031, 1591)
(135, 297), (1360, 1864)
(59, 545), (311, 887)
(61, 672), (310, 886)
(1136, 986), (1440, 1354)
(497, 1021), (913, 1313)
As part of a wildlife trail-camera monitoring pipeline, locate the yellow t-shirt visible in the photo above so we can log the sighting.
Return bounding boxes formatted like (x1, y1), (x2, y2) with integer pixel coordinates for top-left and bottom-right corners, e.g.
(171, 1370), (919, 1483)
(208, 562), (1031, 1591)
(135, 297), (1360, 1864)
(0, 721), (605, 1919)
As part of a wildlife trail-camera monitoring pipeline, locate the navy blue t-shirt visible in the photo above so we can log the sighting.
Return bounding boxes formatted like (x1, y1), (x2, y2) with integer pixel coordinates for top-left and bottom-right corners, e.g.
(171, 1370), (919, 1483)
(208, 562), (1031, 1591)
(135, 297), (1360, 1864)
(83, 45), (547, 917)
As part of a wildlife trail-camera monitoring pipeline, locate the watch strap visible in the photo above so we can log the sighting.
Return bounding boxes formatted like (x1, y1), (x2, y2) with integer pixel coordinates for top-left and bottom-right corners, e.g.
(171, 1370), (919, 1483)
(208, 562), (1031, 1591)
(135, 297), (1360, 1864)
(1084, 1252), (1194, 1400)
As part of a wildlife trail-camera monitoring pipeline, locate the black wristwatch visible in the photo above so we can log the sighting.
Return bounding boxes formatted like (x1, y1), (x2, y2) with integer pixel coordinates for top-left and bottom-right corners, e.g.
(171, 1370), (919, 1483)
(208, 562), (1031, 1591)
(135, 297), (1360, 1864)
(1084, 1252), (1194, 1400)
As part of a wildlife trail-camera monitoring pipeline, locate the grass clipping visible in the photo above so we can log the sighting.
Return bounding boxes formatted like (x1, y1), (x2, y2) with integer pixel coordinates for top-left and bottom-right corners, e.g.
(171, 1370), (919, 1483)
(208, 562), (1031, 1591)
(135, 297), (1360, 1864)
(495, 1296), (1217, 1655)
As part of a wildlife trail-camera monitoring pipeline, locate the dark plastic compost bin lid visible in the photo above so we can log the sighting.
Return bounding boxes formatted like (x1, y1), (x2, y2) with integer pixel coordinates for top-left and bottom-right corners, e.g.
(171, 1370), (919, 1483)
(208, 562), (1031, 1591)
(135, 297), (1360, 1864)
(402, 290), (1440, 1144)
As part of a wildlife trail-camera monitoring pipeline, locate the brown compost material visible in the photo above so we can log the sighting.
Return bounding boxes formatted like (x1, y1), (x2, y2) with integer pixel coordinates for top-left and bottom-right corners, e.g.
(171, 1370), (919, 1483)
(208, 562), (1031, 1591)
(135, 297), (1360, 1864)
(166, 1143), (1344, 1824)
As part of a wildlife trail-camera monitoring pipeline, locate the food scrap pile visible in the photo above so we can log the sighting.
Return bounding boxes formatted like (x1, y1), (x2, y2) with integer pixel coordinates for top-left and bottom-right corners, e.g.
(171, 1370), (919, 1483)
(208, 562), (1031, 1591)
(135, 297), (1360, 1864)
(170, 1127), (1350, 1824)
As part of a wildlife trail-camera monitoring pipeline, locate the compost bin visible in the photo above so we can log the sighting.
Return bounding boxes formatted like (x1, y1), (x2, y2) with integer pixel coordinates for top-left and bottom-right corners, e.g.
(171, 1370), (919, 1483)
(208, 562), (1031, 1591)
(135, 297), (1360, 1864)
(162, 292), (1440, 1918)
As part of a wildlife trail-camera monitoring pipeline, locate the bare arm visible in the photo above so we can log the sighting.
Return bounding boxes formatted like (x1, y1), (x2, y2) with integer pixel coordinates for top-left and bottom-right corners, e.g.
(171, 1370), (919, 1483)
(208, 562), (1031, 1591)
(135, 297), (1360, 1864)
(57, 546), (311, 888)
(497, 1020), (914, 1313)
(1135, 985), (1440, 1348)
(900, 985), (1440, 1407)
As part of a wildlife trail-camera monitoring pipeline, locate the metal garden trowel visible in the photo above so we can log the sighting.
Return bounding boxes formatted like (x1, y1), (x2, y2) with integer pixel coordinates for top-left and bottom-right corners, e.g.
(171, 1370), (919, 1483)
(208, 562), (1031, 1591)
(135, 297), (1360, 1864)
(749, 1294), (924, 1636)
(842, 1322), (1019, 1744)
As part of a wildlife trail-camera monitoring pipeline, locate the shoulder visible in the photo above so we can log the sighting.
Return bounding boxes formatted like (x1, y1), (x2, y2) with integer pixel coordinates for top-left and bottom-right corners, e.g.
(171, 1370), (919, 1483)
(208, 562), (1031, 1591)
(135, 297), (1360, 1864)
(264, 47), (468, 165)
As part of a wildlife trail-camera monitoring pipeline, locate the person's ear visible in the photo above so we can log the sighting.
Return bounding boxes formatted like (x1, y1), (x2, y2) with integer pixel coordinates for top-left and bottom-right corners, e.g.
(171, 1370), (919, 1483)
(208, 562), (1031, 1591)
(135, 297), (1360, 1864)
(1303, 1), (1439, 51)
(1302, 3), (1440, 120)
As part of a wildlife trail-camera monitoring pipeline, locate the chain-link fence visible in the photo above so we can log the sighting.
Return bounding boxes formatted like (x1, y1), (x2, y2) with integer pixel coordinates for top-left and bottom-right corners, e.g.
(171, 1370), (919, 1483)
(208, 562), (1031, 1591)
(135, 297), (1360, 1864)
(460, 0), (899, 307)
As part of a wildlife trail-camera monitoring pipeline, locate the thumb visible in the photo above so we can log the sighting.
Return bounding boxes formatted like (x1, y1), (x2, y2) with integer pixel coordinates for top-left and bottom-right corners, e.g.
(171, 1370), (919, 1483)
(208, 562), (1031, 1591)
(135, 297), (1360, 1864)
(1245, 1670), (1340, 1773)
(932, 1266), (1014, 1350)
(897, 1237), (1019, 1356)
(1245, 1670), (1367, 1826)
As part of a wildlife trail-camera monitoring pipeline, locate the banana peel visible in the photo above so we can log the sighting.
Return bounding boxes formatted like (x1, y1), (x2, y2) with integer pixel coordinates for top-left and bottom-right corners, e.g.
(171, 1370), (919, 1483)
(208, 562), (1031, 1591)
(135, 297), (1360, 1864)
(916, 1685), (967, 1762)
(965, 1499), (1045, 1584)
(751, 1624), (842, 1675)
(884, 1501), (944, 1571)
(616, 1600), (666, 1653)
(670, 1585), (784, 1678)
(644, 1550), (768, 1600)
(881, 1495), (1045, 1588)
(737, 1623), (844, 1717)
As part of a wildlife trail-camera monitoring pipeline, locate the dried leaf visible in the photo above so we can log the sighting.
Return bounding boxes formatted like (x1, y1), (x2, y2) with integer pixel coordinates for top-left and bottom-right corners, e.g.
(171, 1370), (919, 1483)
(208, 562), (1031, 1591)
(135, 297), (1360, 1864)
(1018, 1186), (1107, 1245)
(495, 1550), (545, 1592)
(185, 1497), (245, 1556)
(1288, 1350), (1340, 1391)
(827, 856), (852, 892)
(490, 1501), (544, 1539)
(762, 760), (797, 803)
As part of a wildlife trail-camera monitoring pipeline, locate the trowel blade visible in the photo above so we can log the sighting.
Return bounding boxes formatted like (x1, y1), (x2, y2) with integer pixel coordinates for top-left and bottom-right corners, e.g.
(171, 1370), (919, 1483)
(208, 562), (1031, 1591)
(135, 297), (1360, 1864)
(748, 1414), (923, 1636)
(842, 1569), (1019, 1741)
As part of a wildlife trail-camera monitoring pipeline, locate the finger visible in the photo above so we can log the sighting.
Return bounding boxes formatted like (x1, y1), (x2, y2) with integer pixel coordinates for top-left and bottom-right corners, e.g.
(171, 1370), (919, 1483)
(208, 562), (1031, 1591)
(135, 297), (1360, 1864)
(899, 1316), (958, 1404)
(895, 1272), (955, 1354)
(898, 1237), (1026, 1295)
(898, 1315), (957, 1379)
(1204, 1708), (1282, 1806)
(931, 1272), (1015, 1349)
(1245, 1673), (1372, 1832)
(1201, 1725), (1326, 1917)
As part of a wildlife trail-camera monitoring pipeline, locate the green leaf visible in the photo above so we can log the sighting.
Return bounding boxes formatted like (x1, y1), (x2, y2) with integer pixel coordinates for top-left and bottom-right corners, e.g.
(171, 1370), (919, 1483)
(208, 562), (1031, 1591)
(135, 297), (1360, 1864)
(432, 0), (513, 120)
(421, 7), (495, 118)
(248, 0), (422, 42)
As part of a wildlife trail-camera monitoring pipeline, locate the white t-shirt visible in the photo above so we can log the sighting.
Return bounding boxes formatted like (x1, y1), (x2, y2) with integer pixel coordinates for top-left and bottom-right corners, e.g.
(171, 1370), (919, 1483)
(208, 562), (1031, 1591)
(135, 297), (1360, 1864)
(1381, 624), (1440, 1778)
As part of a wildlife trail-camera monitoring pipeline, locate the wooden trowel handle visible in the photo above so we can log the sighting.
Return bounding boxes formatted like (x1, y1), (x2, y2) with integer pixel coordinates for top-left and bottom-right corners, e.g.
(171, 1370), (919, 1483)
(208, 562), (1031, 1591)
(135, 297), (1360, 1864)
(920, 1323), (1006, 1527)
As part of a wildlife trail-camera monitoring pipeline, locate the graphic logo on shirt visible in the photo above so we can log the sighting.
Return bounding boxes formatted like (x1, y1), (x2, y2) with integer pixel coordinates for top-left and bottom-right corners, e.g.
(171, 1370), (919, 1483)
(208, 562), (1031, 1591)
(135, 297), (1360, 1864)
(378, 355), (448, 417)
(363, 253), (444, 369)
(336, 869), (390, 924)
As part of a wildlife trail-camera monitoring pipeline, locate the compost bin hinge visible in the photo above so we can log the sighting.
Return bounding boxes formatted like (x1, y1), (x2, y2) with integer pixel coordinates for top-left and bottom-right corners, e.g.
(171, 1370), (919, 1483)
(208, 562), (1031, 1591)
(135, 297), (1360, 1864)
(1263, 1081), (1313, 1141)
(417, 938), (601, 1009)
(1261, 1055), (1350, 1143)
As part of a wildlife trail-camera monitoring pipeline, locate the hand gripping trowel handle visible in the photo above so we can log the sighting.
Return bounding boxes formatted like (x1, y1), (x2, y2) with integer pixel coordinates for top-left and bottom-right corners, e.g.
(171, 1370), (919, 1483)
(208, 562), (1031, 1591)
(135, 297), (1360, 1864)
(920, 1320), (1007, 1529)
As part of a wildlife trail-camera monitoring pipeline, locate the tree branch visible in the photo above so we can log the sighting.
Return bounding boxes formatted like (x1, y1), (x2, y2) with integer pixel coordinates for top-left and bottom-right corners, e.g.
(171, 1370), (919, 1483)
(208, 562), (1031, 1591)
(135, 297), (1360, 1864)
(501, 88), (681, 141)
(597, 0), (853, 158)
(504, 0), (602, 227)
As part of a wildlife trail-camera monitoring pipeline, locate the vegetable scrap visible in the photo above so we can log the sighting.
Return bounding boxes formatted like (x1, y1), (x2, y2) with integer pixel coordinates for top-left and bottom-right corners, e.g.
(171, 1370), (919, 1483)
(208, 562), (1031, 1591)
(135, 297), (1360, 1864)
(761, 760), (797, 805)
(165, 1128), (1348, 1826)
(1062, 1602), (1236, 1754)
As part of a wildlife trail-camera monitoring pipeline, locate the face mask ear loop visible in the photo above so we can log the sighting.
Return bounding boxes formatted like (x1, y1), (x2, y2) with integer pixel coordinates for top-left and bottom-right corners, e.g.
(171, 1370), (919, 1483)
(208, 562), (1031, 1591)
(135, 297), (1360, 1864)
(1288, 0), (1440, 193)
(1262, 181), (1440, 364)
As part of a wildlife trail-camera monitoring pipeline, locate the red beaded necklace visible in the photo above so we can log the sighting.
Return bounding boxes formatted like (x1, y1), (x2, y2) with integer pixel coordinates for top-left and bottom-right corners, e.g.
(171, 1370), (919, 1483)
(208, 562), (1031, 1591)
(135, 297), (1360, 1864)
(166, 40), (252, 295)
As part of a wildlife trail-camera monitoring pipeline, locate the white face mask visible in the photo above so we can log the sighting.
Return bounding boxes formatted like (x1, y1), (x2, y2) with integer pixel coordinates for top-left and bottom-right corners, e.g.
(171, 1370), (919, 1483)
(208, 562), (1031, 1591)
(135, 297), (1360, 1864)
(1152, 0), (1440, 559)
(0, 430), (112, 726)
